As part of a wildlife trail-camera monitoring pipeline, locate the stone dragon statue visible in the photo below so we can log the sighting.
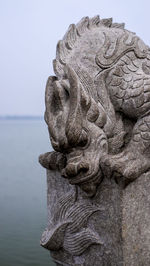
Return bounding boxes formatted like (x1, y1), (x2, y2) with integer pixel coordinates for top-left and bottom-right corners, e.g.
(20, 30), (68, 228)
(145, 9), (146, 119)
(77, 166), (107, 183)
(39, 15), (150, 197)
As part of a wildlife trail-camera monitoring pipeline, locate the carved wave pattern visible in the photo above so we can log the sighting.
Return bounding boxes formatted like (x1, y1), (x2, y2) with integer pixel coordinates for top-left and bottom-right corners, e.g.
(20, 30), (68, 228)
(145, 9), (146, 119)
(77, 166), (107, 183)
(40, 191), (103, 256)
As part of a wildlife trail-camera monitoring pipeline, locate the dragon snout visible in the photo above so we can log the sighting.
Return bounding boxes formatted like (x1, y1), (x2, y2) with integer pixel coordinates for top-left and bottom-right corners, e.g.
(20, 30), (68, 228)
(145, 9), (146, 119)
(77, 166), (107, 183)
(61, 157), (103, 197)
(61, 161), (89, 178)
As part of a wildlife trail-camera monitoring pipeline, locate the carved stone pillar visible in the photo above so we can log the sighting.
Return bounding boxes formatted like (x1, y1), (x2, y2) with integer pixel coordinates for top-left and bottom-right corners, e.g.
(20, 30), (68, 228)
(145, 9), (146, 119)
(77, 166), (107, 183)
(39, 15), (150, 265)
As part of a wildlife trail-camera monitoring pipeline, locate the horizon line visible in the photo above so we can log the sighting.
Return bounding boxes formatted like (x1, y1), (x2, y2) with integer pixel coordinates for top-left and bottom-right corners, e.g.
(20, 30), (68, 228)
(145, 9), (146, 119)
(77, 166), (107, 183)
(0, 115), (44, 120)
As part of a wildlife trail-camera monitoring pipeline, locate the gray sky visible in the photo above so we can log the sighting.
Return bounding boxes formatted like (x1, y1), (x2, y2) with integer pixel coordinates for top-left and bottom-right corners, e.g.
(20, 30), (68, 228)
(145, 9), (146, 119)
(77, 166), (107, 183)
(0, 0), (150, 116)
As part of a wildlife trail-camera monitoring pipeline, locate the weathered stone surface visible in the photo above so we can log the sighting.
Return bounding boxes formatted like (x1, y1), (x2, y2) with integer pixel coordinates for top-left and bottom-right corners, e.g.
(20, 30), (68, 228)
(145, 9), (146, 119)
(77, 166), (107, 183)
(39, 15), (150, 265)
(42, 169), (123, 266)
(123, 172), (150, 266)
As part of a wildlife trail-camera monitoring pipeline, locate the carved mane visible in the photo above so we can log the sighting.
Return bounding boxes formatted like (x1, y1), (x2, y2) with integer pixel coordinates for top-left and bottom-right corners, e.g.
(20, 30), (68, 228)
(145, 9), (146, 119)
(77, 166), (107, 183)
(54, 15), (147, 82)
(53, 16), (125, 77)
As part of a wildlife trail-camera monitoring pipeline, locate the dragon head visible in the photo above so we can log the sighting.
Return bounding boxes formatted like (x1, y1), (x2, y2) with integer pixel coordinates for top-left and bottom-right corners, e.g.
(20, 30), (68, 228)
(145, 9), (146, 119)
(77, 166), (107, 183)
(45, 66), (110, 196)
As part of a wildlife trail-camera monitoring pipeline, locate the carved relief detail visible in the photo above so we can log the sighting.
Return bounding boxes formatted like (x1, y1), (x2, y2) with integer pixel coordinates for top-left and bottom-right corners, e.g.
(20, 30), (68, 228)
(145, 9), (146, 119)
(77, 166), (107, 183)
(40, 190), (103, 255)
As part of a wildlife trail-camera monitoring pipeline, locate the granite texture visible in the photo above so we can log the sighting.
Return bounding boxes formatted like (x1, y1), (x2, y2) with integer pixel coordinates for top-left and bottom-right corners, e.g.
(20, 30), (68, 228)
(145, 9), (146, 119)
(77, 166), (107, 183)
(44, 169), (123, 266)
(39, 15), (150, 265)
(123, 172), (150, 265)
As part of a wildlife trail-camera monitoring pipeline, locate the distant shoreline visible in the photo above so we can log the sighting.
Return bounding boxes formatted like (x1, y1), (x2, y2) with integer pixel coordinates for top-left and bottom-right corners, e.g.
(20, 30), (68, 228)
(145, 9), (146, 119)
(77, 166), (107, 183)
(0, 115), (44, 120)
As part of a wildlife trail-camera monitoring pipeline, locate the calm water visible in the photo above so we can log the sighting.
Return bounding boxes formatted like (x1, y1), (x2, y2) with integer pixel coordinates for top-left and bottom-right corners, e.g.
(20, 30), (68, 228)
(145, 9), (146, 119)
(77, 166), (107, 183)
(0, 120), (56, 266)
